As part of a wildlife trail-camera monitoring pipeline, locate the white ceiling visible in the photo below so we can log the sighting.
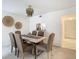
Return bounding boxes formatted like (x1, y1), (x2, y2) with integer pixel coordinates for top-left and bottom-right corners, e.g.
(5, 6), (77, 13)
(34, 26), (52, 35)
(2, 0), (76, 16)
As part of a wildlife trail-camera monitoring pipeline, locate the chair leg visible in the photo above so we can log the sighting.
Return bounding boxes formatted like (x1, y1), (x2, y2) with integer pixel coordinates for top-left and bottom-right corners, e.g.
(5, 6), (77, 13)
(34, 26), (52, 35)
(21, 54), (24, 59)
(51, 50), (53, 57)
(11, 45), (13, 53)
(47, 52), (49, 59)
(51, 48), (53, 56)
(15, 48), (17, 56)
(22, 56), (24, 59)
(17, 49), (19, 57)
(47, 52), (52, 59)
(50, 51), (52, 59)
(23, 55), (24, 59)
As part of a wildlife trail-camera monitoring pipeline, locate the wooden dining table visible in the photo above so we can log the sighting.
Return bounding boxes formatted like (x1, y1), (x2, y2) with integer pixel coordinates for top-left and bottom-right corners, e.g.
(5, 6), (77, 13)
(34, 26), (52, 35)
(21, 34), (46, 59)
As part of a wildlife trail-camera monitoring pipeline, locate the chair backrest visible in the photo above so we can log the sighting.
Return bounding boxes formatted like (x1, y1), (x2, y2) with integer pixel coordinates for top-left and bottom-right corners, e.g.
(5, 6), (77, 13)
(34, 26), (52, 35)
(38, 31), (44, 37)
(15, 31), (22, 39)
(15, 31), (21, 34)
(47, 33), (55, 52)
(32, 31), (37, 36)
(9, 32), (17, 47)
(14, 33), (23, 54)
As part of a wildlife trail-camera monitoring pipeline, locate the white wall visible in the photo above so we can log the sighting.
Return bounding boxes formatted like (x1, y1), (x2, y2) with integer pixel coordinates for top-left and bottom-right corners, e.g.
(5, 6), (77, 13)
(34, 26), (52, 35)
(2, 11), (29, 57)
(29, 7), (76, 46)
(2, 7), (76, 57)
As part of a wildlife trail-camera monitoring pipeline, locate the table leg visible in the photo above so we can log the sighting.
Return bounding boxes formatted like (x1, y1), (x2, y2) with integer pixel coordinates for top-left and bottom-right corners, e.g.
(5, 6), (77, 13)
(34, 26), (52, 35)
(34, 44), (36, 59)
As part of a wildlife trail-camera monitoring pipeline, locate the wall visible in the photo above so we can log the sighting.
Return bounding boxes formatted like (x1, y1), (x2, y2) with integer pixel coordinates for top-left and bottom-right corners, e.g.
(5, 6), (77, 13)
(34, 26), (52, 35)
(29, 7), (76, 46)
(2, 11), (29, 57)
(2, 7), (76, 57)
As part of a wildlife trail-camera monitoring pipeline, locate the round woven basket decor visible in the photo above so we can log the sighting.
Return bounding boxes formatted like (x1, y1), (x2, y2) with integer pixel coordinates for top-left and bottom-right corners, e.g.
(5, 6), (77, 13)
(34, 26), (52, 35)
(15, 22), (22, 29)
(2, 16), (14, 27)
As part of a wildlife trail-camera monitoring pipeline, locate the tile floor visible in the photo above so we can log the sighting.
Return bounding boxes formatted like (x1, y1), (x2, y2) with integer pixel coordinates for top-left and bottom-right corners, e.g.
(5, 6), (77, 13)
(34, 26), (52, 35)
(2, 46), (76, 59)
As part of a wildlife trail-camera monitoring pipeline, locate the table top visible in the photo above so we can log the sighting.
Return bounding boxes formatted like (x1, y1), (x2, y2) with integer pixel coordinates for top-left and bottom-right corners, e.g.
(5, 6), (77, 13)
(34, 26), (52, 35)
(21, 34), (46, 43)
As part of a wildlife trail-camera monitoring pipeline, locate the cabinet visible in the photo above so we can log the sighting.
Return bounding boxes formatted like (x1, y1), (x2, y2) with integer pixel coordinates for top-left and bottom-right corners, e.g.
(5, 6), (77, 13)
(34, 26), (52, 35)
(61, 14), (76, 50)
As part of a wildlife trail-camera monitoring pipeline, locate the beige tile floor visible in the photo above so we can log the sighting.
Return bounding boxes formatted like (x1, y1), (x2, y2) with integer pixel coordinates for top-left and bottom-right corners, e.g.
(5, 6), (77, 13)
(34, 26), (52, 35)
(2, 46), (76, 59)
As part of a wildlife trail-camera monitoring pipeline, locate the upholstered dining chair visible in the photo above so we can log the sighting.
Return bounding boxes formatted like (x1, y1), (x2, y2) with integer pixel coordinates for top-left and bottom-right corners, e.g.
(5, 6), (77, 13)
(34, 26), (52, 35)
(15, 31), (27, 43)
(9, 32), (17, 56)
(37, 33), (55, 59)
(14, 33), (32, 59)
(38, 31), (44, 44)
(38, 31), (44, 37)
(15, 31), (21, 34)
(32, 30), (37, 36)
(31, 31), (44, 55)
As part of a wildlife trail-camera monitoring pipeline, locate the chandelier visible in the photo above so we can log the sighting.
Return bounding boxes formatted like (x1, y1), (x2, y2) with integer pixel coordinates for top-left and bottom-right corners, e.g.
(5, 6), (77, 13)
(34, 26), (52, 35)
(26, 5), (34, 17)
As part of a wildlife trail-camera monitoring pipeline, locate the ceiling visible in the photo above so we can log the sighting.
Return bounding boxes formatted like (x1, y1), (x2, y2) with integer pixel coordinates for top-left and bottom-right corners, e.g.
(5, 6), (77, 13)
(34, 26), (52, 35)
(2, 0), (76, 16)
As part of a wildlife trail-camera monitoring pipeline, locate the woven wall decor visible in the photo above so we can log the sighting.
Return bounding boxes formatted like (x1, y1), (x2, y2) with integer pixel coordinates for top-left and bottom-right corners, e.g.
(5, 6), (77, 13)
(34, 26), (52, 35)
(2, 16), (14, 27)
(15, 22), (22, 29)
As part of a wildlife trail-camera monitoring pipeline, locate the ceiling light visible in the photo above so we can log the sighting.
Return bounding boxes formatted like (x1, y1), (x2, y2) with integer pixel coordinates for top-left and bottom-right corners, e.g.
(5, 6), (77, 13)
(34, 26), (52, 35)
(26, 5), (34, 17)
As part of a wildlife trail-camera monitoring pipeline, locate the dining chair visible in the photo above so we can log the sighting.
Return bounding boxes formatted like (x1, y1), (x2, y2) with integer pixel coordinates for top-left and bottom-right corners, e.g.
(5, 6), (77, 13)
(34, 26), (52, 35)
(37, 33), (55, 59)
(14, 33), (32, 59)
(15, 31), (21, 34)
(9, 32), (17, 56)
(15, 31), (27, 43)
(31, 30), (44, 55)
(38, 31), (44, 37)
(38, 31), (44, 44)
(32, 31), (37, 36)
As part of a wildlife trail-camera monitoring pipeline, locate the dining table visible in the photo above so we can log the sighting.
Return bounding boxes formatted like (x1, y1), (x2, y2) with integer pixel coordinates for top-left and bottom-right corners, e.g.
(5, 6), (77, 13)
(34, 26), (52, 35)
(21, 34), (46, 59)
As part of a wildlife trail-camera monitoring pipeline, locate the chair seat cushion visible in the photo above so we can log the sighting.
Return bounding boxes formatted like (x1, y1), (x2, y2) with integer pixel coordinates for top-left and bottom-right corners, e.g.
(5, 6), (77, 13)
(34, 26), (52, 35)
(22, 42), (32, 52)
(37, 43), (47, 51)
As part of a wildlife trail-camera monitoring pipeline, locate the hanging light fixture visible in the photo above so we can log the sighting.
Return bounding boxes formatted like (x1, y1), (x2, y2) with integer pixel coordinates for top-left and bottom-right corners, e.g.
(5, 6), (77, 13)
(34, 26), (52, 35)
(26, 5), (34, 17)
